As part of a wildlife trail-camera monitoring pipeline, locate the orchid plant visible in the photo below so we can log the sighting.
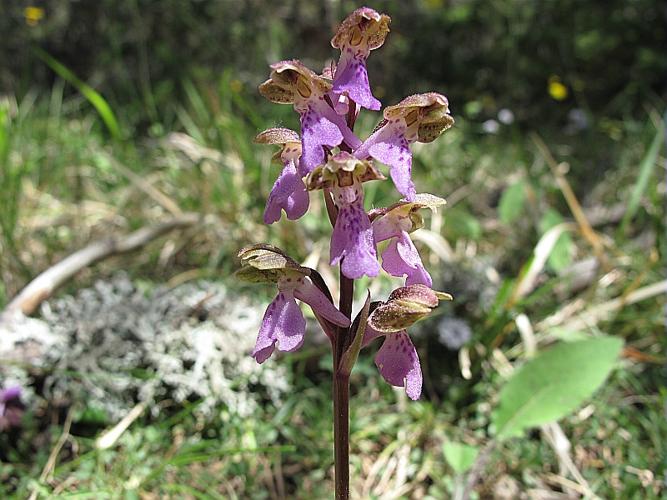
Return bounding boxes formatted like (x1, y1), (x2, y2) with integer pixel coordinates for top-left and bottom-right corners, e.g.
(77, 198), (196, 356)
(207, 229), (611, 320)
(237, 7), (454, 498)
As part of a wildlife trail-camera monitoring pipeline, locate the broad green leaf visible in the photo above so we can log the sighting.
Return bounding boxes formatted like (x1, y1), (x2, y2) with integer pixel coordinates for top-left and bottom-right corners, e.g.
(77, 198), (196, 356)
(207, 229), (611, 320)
(499, 181), (527, 224)
(492, 336), (623, 439)
(539, 209), (573, 272)
(443, 441), (478, 474)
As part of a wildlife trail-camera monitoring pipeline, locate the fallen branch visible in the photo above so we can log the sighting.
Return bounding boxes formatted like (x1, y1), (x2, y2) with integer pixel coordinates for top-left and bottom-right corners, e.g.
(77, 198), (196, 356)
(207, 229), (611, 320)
(5, 214), (200, 316)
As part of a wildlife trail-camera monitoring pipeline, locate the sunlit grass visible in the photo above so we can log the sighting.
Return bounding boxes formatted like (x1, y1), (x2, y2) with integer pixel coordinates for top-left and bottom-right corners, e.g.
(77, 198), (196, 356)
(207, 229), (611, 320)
(0, 76), (664, 497)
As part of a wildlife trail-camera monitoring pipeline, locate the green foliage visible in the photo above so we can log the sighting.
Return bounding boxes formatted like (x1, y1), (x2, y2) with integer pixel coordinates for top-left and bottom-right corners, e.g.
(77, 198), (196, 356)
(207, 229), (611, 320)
(34, 48), (122, 139)
(538, 209), (574, 273)
(0, 6), (664, 493)
(491, 336), (624, 439)
(443, 441), (478, 474)
(619, 119), (664, 232)
(444, 207), (482, 241)
(2, 0), (665, 127)
(498, 181), (526, 224)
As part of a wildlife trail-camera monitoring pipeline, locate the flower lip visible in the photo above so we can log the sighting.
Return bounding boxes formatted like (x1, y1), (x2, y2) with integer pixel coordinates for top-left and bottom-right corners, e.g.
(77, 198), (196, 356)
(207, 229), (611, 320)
(331, 7), (391, 51)
(259, 60), (332, 104)
(306, 152), (385, 191)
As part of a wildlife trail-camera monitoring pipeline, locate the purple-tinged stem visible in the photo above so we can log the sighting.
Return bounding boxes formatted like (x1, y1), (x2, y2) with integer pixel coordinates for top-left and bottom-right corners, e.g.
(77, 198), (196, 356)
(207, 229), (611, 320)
(331, 97), (358, 499)
(333, 269), (354, 500)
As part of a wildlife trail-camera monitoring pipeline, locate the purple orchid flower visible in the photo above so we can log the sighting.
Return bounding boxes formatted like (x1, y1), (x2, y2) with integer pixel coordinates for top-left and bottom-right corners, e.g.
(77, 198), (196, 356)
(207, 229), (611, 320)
(363, 326), (422, 400)
(237, 245), (350, 364)
(255, 128), (309, 224)
(306, 152), (385, 279)
(355, 93), (454, 201)
(259, 60), (361, 173)
(372, 194), (446, 287)
(253, 274), (350, 363)
(362, 284), (450, 400)
(330, 7), (390, 114)
(0, 385), (23, 430)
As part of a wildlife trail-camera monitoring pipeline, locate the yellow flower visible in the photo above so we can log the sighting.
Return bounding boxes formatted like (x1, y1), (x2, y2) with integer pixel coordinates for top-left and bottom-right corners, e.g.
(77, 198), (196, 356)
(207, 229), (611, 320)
(548, 76), (568, 101)
(24, 6), (45, 26)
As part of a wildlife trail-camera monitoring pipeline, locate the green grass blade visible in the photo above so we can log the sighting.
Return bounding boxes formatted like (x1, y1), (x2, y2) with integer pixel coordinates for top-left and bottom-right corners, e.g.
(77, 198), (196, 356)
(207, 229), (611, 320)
(33, 47), (122, 139)
(619, 118), (664, 232)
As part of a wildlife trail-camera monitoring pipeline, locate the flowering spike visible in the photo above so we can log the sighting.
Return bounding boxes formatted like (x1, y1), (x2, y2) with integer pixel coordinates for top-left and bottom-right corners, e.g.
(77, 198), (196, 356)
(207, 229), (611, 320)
(244, 10), (458, 474)
(331, 7), (390, 112)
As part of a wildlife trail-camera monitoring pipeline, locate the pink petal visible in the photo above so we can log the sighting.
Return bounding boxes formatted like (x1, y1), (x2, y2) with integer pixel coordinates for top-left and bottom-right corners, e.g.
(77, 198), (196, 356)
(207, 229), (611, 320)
(330, 203), (379, 279)
(0, 386), (21, 403)
(333, 53), (381, 111)
(357, 125), (415, 200)
(275, 295), (307, 352)
(381, 232), (432, 287)
(375, 331), (423, 400)
(252, 292), (306, 363)
(294, 279), (350, 327)
(300, 107), (343, 173)
(362, 324), (384, 348)
(372, 215), (401, 243)
(263, 160), (309, 224)
(252, 294), (283, 363)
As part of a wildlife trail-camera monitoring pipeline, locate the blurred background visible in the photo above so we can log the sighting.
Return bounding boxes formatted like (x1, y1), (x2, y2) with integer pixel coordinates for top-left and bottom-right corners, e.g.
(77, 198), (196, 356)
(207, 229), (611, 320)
(1, 0), (665, 497)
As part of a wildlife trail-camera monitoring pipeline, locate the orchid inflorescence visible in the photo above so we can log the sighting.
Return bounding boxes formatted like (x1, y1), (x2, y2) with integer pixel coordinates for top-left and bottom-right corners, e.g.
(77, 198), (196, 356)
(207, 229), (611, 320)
(238, 7), (454, 402)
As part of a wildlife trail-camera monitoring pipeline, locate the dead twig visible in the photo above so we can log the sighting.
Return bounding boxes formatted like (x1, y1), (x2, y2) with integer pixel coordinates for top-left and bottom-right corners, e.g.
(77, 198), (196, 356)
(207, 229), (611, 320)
(95, 402), (147, 450)
(5, 213), (200, 316)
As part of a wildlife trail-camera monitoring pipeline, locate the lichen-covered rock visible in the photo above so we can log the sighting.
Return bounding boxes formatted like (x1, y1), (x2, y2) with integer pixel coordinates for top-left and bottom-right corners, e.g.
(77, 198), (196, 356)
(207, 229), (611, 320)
(2, 274), (289, 420)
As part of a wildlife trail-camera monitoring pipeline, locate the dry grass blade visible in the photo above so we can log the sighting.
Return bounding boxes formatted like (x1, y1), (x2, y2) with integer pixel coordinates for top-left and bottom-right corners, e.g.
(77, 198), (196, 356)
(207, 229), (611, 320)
(110, 156), (184, 216)
(28, 407), (75, 500)
(510, 222), (576, 304)
(96, 402), (147, 450)
(537, 279), (667, 332)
